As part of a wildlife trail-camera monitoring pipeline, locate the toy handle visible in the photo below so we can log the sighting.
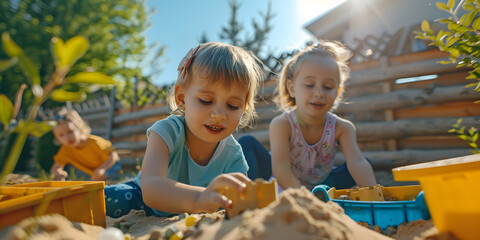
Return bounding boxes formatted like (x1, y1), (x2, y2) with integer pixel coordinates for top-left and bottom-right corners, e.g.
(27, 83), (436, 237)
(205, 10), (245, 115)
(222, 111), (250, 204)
(414, 191), (431, 220)
(312, 185), (331, 202)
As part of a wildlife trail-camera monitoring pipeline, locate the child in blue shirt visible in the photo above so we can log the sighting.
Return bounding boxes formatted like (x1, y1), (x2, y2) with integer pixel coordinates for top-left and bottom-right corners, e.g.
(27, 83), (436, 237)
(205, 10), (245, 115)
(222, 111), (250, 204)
(105, 42), (265, 218)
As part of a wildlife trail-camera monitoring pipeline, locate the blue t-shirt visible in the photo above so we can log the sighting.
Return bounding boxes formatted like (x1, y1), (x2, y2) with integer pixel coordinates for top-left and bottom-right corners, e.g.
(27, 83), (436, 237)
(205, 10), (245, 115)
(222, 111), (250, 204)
(134, 115), (248, 215)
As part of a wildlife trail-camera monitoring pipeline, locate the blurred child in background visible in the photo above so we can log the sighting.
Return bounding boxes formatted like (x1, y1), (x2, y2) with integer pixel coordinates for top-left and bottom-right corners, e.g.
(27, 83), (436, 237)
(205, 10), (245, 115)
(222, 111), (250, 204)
(50, 109), (121, 181)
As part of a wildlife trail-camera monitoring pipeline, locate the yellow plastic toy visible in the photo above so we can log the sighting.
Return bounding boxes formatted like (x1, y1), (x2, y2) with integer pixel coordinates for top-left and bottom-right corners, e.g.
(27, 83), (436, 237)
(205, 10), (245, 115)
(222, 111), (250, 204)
(224, 178), (278, 218)
(344, 185), (385, 201)
(393, 153), (480, 240)
(0, 181), (106, 228)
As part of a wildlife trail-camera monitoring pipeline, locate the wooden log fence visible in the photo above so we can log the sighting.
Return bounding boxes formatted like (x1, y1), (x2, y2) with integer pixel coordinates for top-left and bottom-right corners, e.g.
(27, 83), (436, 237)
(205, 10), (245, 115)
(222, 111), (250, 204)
(38, 49), (479, 174)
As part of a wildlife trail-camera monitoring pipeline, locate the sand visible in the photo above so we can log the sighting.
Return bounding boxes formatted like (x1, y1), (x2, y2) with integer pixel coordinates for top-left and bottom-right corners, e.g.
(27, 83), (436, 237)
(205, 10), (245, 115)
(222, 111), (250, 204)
(1, 184), (454, 240)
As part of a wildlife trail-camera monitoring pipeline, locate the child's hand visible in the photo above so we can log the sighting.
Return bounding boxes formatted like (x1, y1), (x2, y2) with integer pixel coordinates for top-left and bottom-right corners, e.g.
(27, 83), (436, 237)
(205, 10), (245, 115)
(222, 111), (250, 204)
(196, 173), (250, 213)
(91, 168), (107, 181)
(53, 169), (68, 181)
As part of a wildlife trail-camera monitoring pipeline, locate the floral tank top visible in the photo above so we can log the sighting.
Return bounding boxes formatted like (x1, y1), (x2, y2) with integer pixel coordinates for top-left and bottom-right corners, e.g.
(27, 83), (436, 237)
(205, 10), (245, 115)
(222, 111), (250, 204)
(286, 109), (337, 190)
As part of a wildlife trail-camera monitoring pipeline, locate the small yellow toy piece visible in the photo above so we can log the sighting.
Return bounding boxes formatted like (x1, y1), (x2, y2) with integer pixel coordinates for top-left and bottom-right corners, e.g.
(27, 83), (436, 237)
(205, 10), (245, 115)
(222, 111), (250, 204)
(224, 178), (278, 218)
(185, 216), (198, 227)
(346, 185), (384, 201)
(168, 231), (183, 240)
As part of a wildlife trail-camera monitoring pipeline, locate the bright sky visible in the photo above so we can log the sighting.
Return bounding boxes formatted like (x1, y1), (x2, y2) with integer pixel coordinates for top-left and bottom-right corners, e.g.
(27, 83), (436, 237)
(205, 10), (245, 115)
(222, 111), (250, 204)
(145, 0), (346, 86)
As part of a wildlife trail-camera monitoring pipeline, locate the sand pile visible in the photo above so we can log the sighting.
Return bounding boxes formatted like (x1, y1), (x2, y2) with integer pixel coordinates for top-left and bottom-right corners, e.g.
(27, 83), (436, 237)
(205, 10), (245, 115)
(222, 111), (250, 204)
(192, 187), (391, 240)
(2, 186), (451, 240)
(0, 214), (104, 240)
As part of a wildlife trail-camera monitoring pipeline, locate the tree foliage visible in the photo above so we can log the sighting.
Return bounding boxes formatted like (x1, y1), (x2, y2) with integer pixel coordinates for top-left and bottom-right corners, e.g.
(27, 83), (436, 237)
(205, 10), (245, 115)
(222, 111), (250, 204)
(417, 0), (480, 152)
(0, 0), (162, 108)
(416, 0), (480, 98)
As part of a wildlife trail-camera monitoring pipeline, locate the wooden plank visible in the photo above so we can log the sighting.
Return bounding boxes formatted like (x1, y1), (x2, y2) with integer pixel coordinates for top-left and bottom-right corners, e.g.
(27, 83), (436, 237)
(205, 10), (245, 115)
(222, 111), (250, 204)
(397, 136), (471, 149)
(350, 58), (460, 86)
(395, 101), (480, 119)
(350, 49), (450, 72)
(111, 123), (151, 138)
(113, 141), (147, 151)
(337, 84), (479, 114)
(393, 71), (471, 90)
(334, 148), (471, 169)
(356, 116), (480, 140)
(114, 106), (170, 124)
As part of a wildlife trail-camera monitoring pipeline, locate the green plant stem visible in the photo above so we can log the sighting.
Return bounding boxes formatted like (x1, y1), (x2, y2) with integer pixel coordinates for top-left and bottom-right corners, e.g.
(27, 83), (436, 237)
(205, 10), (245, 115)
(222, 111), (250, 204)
(0, 130), (28, 182)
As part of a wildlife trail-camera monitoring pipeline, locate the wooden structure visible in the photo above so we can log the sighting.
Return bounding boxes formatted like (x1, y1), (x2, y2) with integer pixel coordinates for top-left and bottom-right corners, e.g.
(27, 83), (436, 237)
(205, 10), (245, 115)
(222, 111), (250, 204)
(39, 47), (480, 173)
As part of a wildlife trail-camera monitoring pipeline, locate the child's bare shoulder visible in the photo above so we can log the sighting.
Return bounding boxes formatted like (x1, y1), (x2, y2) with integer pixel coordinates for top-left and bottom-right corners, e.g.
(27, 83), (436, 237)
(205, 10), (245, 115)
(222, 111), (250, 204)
(335, 115), (357, 135)
(270, 112), (289, 128)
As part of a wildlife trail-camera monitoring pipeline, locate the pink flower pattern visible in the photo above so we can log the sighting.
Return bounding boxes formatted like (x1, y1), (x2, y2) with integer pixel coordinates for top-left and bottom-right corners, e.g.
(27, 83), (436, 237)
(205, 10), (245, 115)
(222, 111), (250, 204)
(286, 109), (337, 190)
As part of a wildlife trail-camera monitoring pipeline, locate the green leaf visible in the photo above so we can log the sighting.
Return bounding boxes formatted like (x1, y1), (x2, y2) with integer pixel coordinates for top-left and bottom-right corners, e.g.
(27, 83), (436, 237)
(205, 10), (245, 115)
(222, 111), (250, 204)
(464, 9), (478, 26)
(472, 17), (480, 29)
(17, 54), (41, 87)
(51, 36), (89, 67)
(463, 3), (476, 11)
(27, 120), (56, 137)
(0, 94), (14, 128)
(439, 18), (455, 24)
(436, 2), (449, 11)
(473, 132), (479, 142)
(50, 37), (65, 67)
(0, 57), (18, 71)
(50, 89), (86, 102)
(446, 36), (459, 47)
(469, 142), (478, 148)
(66, 72), (115, 85)
(439, 60), (452, 64)
(448, 0), (456, 9)
(421, 20), (431, 32)
(459, 135), (468, 140)
(1, 32), (22, 57)
(469, 127), (477, 136)
(63, 36), (89, 67)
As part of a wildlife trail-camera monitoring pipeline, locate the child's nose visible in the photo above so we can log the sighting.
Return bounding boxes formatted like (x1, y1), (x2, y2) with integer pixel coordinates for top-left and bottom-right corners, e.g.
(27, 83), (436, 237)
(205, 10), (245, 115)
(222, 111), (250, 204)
(314, 88), (324, 98)
(210, 105), (226, 121)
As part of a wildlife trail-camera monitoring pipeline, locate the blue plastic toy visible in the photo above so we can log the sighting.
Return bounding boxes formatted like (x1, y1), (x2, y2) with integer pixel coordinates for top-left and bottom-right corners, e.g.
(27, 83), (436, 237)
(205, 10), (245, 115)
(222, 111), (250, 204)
(312, 184), (430, 229)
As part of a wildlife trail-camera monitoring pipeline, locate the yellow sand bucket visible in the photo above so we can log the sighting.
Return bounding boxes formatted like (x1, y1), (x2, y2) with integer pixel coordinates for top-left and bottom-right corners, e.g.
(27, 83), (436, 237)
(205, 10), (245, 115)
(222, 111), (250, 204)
(392, 154), (480, 240)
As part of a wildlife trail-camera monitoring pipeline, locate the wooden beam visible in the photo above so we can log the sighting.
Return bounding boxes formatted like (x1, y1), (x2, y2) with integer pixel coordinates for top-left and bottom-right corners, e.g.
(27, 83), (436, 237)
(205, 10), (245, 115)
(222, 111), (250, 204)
(111, 123), (151, 139)
(337, 84), (479, 113)
(334, 148), (471, 169)
(113, 106), (170, 124)
(350, 58), (460, 86)
(357, 116), (480, 139)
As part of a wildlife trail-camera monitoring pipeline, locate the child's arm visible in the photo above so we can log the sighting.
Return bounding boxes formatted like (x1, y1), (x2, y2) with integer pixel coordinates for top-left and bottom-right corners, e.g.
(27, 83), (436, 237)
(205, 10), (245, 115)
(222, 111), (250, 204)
(91, 150), (120, 181)
(50, 162), (68, 181)
(140, 131), (248, 214)
(337, 118), (377, 187)
(270, 115), (302, 189)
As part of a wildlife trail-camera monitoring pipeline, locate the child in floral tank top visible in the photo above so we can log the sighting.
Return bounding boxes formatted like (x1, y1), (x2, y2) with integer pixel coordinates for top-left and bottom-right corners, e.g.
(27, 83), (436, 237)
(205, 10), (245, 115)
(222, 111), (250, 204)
(238, 41), (376, 190)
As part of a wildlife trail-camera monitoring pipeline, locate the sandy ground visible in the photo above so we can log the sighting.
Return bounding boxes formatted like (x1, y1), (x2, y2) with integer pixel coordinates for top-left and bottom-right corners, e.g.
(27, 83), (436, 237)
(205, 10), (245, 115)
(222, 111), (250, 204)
(0, 174), (458, 240)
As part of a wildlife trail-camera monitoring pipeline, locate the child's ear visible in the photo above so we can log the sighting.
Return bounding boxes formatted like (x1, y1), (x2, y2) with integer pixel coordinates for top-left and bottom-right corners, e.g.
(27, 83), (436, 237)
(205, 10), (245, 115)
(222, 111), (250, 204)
(286, 80), (295, 98)
(174, 84), (186, 110)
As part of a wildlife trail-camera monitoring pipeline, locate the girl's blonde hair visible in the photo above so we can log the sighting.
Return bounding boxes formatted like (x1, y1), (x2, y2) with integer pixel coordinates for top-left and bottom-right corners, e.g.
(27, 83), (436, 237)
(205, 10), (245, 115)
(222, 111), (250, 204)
(274, 40), (351, 111)
(169, 42), (264, 128)
(55, 108), (91, 137)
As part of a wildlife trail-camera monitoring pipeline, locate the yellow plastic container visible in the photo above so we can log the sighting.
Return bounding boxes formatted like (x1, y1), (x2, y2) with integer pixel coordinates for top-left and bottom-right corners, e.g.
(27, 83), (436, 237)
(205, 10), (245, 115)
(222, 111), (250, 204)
(0, 181), (106, 228)
(392, 154), (480, 240)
